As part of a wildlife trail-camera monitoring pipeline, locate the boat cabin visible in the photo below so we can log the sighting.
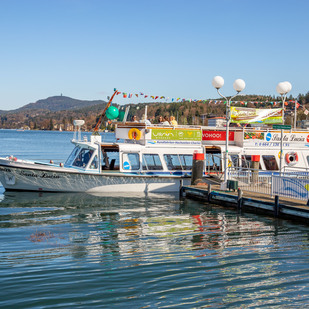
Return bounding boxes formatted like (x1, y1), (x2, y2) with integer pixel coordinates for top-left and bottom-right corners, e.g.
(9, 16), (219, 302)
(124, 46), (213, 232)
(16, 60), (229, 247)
(65, 122), (205, 176)
(202, 126), (309, 173)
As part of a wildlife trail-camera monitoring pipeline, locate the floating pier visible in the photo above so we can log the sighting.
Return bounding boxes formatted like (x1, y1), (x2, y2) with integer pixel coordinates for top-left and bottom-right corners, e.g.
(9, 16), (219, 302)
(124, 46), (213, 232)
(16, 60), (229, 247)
(180, 184), (309, 224)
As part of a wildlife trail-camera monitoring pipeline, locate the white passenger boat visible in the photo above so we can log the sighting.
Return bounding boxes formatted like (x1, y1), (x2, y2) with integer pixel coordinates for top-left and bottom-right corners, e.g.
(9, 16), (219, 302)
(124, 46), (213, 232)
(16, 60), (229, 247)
(0, 121), (204, 193)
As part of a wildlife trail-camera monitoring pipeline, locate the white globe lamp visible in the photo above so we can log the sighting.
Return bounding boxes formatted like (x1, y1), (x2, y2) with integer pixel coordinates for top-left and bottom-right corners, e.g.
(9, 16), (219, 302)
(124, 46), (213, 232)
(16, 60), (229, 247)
(233, 79), (246, 92)
(276, 82), (289, 95)
(283, 81), (292, 93)
(212, 76), (224, 89)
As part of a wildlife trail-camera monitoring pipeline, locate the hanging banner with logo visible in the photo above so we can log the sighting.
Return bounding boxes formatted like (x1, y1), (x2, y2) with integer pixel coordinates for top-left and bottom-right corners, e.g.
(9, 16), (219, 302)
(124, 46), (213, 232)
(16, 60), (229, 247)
(230, 107), (283, 124)
(151, 129), (201, 141)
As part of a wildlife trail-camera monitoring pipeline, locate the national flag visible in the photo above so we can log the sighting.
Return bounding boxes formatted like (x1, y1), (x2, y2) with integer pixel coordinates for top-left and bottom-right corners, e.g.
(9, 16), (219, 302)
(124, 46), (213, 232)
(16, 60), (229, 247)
(123, 93), (127, 98)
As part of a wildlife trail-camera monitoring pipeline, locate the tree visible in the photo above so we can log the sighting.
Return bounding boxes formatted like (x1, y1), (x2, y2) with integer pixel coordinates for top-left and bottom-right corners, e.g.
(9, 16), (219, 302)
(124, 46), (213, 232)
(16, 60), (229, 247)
(49, 119), (54, 130)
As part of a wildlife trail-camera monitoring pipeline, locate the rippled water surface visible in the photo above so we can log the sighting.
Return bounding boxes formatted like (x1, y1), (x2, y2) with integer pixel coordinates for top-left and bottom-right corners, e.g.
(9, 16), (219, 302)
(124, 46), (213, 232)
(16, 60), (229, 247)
(1, 130), (309, 308)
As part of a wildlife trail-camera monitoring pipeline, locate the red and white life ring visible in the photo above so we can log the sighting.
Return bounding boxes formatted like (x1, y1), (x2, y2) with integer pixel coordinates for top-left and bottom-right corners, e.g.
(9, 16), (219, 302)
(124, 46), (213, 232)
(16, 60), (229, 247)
(285, 152), (298, 165)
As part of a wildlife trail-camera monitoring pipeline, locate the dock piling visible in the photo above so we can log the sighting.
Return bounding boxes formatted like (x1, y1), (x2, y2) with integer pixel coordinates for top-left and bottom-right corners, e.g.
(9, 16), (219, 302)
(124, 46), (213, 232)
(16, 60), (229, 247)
(237, 188), (243, 210)
(191, 153), (204, 185)
(274, 195), (280, 217)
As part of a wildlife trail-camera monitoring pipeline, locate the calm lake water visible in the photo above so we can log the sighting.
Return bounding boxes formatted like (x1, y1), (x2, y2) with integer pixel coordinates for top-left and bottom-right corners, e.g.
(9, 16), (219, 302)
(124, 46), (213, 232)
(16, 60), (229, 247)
(1, 130), (309, 308)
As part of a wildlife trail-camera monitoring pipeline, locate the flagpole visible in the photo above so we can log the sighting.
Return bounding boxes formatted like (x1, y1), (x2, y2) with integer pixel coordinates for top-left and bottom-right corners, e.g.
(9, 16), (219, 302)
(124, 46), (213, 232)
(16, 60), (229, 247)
(294, 100), (297, 130)
(93, 88), (118, 133)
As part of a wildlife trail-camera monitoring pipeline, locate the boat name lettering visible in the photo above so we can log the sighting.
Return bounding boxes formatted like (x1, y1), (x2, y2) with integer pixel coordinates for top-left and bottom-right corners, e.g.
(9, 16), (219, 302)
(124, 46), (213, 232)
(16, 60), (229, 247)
(270, 133), (305, 142)
(289, 134), (305, 142)
(0, 167), (12, 172)
(20, 171), (60, 179)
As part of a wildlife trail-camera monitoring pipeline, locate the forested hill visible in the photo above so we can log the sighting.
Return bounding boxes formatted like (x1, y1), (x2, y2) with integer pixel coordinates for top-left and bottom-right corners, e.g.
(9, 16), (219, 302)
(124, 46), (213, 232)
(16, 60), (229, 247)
(13, 96), (107, 113)
(1, 92), (309, 130)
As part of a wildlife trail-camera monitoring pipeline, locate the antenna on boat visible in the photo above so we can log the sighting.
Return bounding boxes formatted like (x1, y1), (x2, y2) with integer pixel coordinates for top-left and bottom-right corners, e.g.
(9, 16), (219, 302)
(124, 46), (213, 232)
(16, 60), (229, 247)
(93, 88), (118, 135)
(73, 120), (85, 141)
(123, 106), (130, 123)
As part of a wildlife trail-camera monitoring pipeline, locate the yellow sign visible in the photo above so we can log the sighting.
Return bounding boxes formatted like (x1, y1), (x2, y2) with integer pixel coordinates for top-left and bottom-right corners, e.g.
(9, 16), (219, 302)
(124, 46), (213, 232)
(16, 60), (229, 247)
(151, 129), (201, 141)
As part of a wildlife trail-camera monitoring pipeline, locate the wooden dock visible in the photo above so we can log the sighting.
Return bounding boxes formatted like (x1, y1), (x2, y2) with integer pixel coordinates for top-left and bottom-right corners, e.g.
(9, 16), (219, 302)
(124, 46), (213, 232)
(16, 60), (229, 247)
(181, 183), (309, 224)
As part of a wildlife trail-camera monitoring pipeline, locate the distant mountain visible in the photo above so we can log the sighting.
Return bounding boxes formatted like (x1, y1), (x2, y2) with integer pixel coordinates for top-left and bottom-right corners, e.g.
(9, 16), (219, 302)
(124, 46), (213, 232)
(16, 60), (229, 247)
(13, 96), (107, 113)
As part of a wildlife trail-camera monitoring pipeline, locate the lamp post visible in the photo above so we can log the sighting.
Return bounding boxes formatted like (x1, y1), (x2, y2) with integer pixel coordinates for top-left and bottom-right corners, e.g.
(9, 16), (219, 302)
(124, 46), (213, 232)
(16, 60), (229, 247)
(212, 76), (246, 185)
(276, 81), (292, 174)
(276, 81), (292, 125)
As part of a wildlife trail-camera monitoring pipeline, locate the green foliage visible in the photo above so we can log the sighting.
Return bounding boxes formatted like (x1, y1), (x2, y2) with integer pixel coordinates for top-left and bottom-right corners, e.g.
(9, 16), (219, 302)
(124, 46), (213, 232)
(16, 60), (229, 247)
(0, 94), (308, 130)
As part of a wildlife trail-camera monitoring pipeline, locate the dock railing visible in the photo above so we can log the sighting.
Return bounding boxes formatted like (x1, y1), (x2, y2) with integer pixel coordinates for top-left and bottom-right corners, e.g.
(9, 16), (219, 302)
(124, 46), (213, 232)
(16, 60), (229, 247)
(227, 167), (309, 201)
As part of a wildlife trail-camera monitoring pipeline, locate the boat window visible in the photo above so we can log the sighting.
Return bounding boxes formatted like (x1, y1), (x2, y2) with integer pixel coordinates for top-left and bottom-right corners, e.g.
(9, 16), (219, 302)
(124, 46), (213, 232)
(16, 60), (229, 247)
(122, 153), (140, 170)
(230, 154), (240, 167)
(262, 155), (278, 170)
(142, 154), (163, 170)
(90, 155), (98, 169)
(241, 155), (262, 169)
(102, 149), (120, 170)
(164, 154), (182, 170)
(241, 155), (251, 168)
(164, 154), (193, 170)
(179, 155), (193, 170)
(72, 149), (94, 168)
(65, 146), (81, 166)
(206, 153), (221, 171)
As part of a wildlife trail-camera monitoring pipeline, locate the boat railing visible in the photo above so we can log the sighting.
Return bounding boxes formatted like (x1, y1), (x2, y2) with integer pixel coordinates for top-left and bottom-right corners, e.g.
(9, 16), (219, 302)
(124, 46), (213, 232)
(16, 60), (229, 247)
(228, 166), (309, 201)
(116, 122), (201, 129)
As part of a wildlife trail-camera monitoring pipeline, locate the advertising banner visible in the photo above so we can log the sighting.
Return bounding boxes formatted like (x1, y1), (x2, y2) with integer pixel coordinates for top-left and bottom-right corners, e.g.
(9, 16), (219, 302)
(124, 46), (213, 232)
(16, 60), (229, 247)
(202, 130), (234, 141)
(151, 129), (201, 141)
(230, 107), (283, 124)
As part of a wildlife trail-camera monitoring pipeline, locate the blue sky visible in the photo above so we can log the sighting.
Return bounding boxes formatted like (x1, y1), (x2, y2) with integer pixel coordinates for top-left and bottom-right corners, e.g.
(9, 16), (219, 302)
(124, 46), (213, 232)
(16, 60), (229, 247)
(0, 0), (308, 110)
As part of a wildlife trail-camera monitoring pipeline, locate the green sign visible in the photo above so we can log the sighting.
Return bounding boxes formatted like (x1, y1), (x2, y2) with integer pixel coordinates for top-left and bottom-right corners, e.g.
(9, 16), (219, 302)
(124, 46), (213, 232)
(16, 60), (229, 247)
(272, 124), (291, 130)
(151, 129), (201, 141)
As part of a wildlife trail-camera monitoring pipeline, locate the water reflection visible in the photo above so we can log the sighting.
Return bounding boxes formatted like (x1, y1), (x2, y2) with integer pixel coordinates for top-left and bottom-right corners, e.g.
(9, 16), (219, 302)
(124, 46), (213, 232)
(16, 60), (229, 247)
(1, 190), (309, 307)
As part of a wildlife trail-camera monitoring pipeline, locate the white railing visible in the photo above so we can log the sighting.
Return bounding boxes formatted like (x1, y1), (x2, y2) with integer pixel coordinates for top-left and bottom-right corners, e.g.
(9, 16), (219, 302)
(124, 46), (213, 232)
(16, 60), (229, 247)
(227, 167), (273, 195)
(271, 174), (309, 200)
(227, 167), (309, 201)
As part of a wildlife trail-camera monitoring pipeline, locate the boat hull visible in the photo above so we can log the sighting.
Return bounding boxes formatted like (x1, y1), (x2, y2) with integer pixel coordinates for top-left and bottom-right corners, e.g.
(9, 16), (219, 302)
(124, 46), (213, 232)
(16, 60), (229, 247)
(0, 160), (189, 193)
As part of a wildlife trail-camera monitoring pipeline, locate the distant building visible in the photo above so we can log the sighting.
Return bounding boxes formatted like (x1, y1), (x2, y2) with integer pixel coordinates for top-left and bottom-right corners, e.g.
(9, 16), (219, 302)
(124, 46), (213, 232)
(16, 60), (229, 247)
(297, 120), (309, 129)
(207, 117), (226, 127)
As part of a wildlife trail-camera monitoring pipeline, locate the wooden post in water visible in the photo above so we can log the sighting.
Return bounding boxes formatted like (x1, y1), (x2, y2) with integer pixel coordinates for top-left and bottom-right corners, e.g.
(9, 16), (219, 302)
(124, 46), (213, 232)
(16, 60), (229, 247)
(207, 183), (212, 202)
(237, 188), (243, 210)
(191, 153), (205, 185)
(274, 195), (280, 217)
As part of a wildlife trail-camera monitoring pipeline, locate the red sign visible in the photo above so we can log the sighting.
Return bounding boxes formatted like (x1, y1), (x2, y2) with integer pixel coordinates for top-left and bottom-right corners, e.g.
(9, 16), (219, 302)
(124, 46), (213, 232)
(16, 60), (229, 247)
(202, 130), (235, 141)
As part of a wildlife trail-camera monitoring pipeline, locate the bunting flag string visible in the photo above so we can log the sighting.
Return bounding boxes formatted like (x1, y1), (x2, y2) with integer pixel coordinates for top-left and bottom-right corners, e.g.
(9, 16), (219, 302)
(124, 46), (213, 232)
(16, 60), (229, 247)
(114, 90), (300, 108)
